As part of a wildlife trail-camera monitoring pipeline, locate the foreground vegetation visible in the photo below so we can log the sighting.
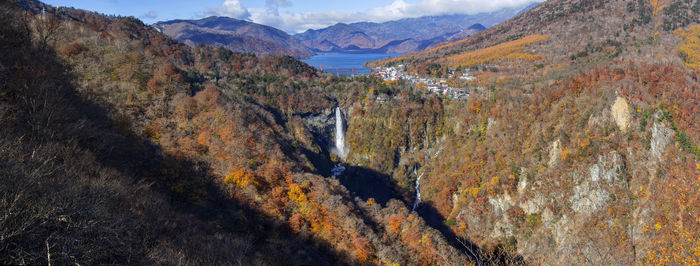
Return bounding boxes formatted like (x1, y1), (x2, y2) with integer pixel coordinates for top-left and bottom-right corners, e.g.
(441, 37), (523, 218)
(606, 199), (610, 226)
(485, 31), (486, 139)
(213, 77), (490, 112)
(1, 1), (471, 264)
(1, 0), (698, 265)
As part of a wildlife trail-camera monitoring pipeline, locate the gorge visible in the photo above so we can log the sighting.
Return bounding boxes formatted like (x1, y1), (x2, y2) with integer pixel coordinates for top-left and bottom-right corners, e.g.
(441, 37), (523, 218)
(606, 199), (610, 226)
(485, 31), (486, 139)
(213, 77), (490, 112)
(3, 0), (699, 265)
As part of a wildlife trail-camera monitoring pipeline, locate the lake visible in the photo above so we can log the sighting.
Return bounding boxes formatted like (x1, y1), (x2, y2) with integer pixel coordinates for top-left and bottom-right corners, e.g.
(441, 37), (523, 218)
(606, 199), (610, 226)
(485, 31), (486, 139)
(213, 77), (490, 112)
(302, 53), (400, 76)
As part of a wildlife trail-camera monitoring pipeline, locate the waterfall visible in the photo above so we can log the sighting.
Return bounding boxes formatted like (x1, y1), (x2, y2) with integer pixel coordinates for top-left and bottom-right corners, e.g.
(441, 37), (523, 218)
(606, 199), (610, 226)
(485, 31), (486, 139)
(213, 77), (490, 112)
(331, 107), (348, 177)
(333, 107), (348, 159)
(412, 172), (423, 211)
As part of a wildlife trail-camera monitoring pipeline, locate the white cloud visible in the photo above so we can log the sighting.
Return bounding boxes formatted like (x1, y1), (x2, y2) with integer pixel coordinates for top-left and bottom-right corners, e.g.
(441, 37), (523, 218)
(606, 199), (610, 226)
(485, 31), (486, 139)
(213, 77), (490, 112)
(205, 0), (541, 33)
(141, 10), (158, 19)
(265, 0), (292, 9)
(205, 0), (251, 20)
(264, 0), (291, 16)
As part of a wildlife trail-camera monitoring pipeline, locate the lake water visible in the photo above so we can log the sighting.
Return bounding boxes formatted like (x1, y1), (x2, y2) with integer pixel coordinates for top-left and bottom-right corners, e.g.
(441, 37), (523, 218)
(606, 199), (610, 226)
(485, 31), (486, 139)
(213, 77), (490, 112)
(302, 53), (400, 76)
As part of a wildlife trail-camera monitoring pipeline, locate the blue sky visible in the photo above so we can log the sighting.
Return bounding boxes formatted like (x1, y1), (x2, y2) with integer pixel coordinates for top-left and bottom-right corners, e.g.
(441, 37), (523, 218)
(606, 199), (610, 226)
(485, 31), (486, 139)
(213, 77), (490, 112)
(42, 0), (539, 33)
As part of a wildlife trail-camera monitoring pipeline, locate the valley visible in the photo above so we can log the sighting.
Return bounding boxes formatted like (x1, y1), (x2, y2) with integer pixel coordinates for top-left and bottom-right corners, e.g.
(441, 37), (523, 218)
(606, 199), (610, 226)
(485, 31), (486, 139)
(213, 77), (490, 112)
(1, 0), (699, 265)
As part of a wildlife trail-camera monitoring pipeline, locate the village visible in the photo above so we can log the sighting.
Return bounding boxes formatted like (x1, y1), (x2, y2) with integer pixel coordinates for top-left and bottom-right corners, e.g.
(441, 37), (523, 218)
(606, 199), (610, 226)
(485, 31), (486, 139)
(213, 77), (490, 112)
(373, 64), (479, 99)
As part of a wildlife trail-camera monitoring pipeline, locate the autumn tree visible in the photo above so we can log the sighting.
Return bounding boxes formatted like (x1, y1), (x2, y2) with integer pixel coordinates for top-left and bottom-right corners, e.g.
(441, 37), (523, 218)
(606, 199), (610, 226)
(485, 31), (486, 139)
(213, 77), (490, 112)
(650, 0), (667, 42)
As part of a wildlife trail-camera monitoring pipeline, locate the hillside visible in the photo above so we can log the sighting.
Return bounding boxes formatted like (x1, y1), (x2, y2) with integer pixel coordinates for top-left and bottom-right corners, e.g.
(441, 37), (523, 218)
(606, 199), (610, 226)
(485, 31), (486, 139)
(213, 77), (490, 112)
(3, 0), (699, 264)
(371, 0), (700, 72)
(294, 3), (537, 54)
(1, 0), (471, 264)
(359, 0), (699, 264)
(153, 16), (314, 58)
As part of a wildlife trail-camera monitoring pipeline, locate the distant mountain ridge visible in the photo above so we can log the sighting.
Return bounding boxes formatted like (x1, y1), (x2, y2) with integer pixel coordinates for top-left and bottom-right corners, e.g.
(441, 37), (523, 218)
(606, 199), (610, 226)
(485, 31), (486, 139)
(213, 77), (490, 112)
(152, 4), (538, 57)
(153, 16), (314, 58)
(294, 3), (538, 54)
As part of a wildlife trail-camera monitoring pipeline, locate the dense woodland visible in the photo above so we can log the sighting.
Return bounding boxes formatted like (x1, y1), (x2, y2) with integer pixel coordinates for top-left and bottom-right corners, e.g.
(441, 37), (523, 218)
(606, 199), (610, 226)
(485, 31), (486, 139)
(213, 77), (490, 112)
(364, 0), (699, 264)
(0, 0), (469, 264)
(1, 0), (699, 265)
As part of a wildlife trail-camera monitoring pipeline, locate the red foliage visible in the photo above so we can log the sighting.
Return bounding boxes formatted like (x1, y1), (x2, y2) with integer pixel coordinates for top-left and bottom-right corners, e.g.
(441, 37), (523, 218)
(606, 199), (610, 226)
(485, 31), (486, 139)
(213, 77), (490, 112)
(61, 42), (85, 56)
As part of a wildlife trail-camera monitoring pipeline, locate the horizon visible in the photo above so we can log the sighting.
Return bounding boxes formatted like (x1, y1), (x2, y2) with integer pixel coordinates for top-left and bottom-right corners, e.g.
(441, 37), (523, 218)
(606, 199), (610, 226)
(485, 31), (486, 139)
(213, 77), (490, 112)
(41, 0), (541, 33)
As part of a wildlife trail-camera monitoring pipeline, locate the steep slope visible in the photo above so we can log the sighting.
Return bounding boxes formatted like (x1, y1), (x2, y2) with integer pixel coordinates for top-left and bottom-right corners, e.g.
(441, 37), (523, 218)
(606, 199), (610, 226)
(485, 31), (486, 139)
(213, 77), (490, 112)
(295, 3), (538, 54)
(2, 0), (474, 264)
(6, 0), (699, 264)
(357, 0), (700, 264)
(153, 16), (314, 58)
(372, 0), (700, 71)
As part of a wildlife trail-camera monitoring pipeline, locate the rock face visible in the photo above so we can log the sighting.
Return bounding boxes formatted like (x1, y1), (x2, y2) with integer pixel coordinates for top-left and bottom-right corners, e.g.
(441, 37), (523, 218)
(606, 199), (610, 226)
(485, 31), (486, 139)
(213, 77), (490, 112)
(650, 121), (673, 160)
(300, 107), (351, 153)
(571, 152), (623, 215)
(301, 108), (335, 139)
(611, 96), (631, 133)
(549, 139), (561, 167)
(153, 16), (314, 58)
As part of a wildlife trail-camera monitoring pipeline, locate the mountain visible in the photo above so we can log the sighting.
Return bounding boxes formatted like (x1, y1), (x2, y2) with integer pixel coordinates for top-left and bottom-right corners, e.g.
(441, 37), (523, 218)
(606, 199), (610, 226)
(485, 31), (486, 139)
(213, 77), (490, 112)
(2, 0), (470, 265)
(364, 0), (700, 264)
(153, 16), (314, 58)
(294, 3), (537, 54)
(3, 0), (700, 265)
(372, 0), (700, 70)
(152, 4), (540, 57)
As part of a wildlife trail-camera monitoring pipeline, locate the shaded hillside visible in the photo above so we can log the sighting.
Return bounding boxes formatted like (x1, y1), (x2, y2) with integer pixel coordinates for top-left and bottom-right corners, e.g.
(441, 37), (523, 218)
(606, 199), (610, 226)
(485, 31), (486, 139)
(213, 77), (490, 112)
(295, 3), (537, 54)
(1, 0), (475, 264)
(153, 16), (314, 58)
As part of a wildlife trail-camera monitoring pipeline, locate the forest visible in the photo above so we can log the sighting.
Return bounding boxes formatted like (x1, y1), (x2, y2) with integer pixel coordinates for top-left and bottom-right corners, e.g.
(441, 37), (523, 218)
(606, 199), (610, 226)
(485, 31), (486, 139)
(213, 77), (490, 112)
(1, 0), (698, 265)
(0, 0), (474, 264)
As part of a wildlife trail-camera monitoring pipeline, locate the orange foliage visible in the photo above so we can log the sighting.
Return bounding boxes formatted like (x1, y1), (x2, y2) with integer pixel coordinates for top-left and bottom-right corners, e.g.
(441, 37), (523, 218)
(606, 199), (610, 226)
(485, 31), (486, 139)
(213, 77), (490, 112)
(197, 129), (212, 147)
(445, 35), (550, 67)
(288, 213), (304, 234)
(388, 215), (404, 236)
(218, 124), (237, 144)
(351, 232), (372, 263)
(61, 42), (85, 56)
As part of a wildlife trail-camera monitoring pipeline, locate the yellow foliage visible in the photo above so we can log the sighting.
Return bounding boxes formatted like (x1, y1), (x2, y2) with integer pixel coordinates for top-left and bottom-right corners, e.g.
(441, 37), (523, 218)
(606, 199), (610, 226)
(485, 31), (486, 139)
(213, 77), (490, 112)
(468, 186), (481, 198)
(458, 222), (467, 234)
(366, 197), (376, 206)
(287, 183), (307, 204)
(675, 25), (700, 71)
(490, 176), (500, 186)
(224, 167), (255, 188)
(446, 35), (550, 67)
(578, 138), (590, 149)
(649, 0), (667, 16)
(561, 147), (571, 161)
